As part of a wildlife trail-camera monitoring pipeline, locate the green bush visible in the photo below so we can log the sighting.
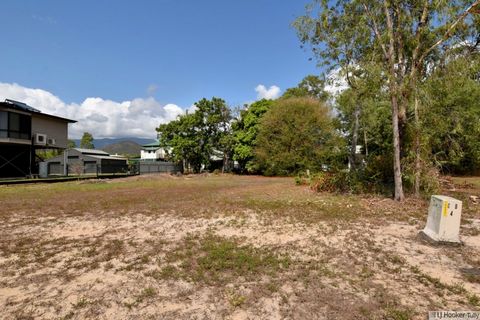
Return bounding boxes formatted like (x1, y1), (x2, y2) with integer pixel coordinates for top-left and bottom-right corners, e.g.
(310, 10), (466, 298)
(294, 173), (309, 186)
(308, 167), (393, 195)
(254, 97), (343, 176)
(306, 163), (439, 196)
(402, 161), (440, 197)
(309, 171), (358, 193)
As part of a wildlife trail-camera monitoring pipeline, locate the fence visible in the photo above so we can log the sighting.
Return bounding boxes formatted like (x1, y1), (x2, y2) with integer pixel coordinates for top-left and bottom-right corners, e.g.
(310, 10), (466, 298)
(44, 162), (132, 177)
(138, 161), (181, 174)
(43, 161), (180, 177)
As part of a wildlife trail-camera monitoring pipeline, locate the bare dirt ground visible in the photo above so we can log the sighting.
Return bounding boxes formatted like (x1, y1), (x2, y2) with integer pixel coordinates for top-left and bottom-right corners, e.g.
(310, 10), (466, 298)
(0, 174), (479, 319)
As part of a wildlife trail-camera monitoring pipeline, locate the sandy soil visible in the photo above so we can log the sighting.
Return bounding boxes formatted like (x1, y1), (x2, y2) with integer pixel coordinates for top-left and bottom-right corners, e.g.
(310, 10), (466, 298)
(0, 174), (479, 319)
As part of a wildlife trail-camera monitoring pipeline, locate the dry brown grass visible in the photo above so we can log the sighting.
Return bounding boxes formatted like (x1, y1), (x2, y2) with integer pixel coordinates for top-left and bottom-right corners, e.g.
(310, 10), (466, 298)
(0, 174), (479, 319)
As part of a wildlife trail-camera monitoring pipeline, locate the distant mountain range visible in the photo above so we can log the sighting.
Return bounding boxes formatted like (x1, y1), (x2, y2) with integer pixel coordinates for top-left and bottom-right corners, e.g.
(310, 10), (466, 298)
(72, 137), (156, 149)
(102, 141), (143, 156)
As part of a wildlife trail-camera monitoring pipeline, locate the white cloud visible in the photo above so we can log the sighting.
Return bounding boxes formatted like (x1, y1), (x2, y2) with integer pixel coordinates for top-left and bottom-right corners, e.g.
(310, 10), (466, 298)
(0, 83), (184, 139)
(255, 84), (281, 100)
(186, 104), (197, 114)
(86, 113), (108, 123)
(324, 68), (349, 98)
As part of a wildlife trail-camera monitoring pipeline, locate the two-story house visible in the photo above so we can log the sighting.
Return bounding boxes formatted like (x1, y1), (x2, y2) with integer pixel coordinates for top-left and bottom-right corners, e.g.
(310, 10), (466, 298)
(0, 99), (76, 178)
(140, 141), (167, 161)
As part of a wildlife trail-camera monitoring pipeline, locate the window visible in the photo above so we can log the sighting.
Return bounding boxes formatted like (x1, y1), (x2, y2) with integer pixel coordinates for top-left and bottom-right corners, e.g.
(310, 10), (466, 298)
(19, 114), (30, 139)
(0, 111), (31, 140)
(9, 113), (20, 138)
(0, 111), (7, 138)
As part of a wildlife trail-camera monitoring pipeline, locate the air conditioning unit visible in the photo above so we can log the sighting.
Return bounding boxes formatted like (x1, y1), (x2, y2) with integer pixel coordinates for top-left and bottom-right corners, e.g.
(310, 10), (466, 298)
(421, 195), (462, 243)
(34, 133), (47, 145)
(47, 138), (56, 146)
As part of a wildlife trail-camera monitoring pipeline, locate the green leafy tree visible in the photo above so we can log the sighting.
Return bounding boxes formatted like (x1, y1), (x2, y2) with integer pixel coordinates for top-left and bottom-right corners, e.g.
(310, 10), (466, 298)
(333, 50), (480, 194)
(158, 113), (205, 172)
(254, 97), (343, 176)
(294, 0), (480, 200)
(36, 149), (61, 161)
(336, 76), (395, 189)
(281, 75), (329, 101)
(195, 97), (233, 172)
(37, 139), (77, 161)
(422, 55), (480, 174)
(232, 99), (273, 172)
(67, 139), (76, 149)
(157, 97), (232, 173)
(80, 132), (94, 149)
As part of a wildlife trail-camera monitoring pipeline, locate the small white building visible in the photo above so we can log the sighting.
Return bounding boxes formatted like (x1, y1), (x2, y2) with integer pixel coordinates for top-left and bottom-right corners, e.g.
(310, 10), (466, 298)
(140, 141), (166, 161)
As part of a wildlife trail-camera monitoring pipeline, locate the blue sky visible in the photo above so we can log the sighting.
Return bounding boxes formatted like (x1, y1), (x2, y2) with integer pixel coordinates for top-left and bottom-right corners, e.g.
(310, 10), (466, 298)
(0, 0), (321, 138)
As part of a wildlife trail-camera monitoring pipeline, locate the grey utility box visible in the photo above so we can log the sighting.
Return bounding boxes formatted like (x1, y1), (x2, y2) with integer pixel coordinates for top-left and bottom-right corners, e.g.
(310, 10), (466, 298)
(421, 195), (462, 243)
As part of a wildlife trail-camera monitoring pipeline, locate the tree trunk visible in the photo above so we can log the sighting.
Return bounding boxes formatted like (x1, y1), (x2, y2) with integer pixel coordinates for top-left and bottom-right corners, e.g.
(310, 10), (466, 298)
(363, 128), (368, 158)
(391, 93), (405, 201)
(349, 103), (361, 170)
(222, 153), (229, 173)
(414, 94), (421, 197)
(398, 96), (408, 159)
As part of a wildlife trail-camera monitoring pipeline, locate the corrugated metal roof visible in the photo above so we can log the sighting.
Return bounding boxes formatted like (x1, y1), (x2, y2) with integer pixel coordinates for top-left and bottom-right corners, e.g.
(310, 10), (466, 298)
(142, 141), (160, 147)
(85, 155), (127, 161)
(72, 148), (109, 155)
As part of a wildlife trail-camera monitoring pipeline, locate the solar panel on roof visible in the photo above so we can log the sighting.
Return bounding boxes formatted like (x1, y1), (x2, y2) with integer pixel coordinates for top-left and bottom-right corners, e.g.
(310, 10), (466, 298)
(5, 99), (41, 113)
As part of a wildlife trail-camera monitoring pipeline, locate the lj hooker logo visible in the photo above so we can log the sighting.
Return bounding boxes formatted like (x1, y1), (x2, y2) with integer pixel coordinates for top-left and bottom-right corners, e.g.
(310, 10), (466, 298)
(429, 311), (480, 319)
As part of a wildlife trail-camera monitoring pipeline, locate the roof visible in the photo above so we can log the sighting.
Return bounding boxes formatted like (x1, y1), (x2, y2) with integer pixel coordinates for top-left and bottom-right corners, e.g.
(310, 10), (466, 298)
(85, 155), (128, 161)
(0, 99), (77, 123)
(143, 147), (161, 151)
(142, 141), (160, 147)
(44, 150), (127, 163)
(5, 99), (41, 112)
(72, 148), (109, 155)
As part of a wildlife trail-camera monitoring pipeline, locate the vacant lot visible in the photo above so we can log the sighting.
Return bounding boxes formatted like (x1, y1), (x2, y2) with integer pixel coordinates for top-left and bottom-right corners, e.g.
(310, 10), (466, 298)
(0, 174), (479, 319)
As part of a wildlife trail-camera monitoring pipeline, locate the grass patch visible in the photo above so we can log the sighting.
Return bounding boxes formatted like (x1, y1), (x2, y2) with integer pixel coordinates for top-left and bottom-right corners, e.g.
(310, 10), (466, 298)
(468, 293), (480, 307)
(137, 287), (157, 301)
(72, 297), (90, 309)
(145, 265), (181, 280)
(451, 176), (480, 188)
(123, 287), (158, 309)
(161, 234), (291, 285)
(227, 291), (247, 307)
(460, 268), (480, 284)
(463, 273), (480, 284)
(411, 265), (461, 293)
(384, 307), (414, 320)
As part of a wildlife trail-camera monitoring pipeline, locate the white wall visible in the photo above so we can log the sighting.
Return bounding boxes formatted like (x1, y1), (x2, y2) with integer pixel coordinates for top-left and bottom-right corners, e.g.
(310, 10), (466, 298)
(141, 149), (157, 160)
(141, 148), (167, 160)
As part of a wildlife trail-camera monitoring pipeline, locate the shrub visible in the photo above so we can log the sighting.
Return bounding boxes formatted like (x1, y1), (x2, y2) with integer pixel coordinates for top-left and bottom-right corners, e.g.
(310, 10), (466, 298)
(309, 171), (354, 193)
(308, 168), (392, 195)
(254, 97), (343, 176)
(294, 171), (310, 185)
(402, 160), (441, 197)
